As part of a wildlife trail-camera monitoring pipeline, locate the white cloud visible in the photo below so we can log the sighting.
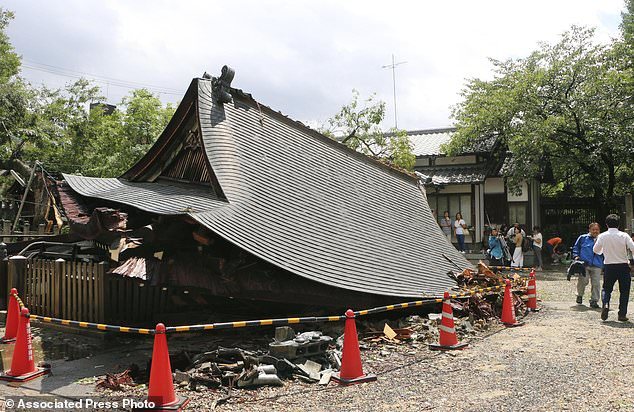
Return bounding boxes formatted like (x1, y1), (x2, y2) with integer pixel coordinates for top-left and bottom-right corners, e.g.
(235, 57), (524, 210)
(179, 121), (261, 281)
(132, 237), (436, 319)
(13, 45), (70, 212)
(5, 0), (625, 130)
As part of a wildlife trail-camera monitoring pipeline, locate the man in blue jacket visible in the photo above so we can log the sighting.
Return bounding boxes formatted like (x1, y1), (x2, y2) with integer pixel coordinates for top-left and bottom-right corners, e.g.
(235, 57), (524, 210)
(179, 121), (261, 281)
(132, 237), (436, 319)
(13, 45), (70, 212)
(488, 227), (505, 267)
(572, 222), (604, 308)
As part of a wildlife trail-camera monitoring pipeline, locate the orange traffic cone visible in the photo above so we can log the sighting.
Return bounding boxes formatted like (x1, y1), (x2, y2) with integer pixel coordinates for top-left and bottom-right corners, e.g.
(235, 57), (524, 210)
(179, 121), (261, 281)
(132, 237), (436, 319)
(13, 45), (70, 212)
(146, 323), (189, 411)
(332, 309), (377, 385)
(429, 292), (469, 351)
(0, 307), (50, 382)
(501, 279), (524, 327)
(1, 288), (20, 344)
(527, 270), (539, 312)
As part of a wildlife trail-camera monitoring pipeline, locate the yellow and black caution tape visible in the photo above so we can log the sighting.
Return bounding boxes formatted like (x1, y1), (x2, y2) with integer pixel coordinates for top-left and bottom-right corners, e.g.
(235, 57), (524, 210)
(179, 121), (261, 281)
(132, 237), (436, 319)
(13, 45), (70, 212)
(28, 314), (154, 335)
(10, 282), (512, 335)
(164, 315), (347, 333)
(489, 266), (534, 272)
(11, 292), (153, 334)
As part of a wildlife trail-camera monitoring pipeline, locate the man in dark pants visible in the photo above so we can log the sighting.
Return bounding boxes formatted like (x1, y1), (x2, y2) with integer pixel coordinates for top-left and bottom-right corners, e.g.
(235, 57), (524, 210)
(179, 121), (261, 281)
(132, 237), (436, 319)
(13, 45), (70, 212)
(593, 214), (634, 322)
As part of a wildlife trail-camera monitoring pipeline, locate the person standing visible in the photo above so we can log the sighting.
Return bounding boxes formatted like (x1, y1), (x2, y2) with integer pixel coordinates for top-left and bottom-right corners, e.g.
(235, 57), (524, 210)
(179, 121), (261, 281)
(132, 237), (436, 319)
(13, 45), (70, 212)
(506, 222), (525, 240)
(531, 226), (543, 270)
(488, 227), (504, 266)
(440, 211), (452, 243)
(511, 226), (524, 267)
(593, 214), (634, 322)
(506, 223), (525, 256)
(572, 223), (603, 308)
(454, 212), (467, 253)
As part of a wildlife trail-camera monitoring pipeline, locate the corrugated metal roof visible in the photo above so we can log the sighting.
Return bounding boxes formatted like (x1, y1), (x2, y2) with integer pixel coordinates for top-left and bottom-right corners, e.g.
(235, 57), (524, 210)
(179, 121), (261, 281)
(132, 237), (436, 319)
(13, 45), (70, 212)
(62, 77), (472, 298)
(63, 174), (228, 215)
(415, 165), (488, 185)
(188, 80), (469, 297)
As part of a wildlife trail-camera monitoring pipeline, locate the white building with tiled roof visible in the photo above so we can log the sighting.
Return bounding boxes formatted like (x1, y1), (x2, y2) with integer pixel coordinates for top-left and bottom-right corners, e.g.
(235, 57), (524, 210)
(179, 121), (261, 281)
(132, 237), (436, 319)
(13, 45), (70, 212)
(407, 128), (541, 256)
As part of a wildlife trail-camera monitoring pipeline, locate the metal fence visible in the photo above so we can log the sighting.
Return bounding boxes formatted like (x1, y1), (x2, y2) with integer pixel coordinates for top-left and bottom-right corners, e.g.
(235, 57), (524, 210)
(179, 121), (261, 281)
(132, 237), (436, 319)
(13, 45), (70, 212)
(540, 196), (625, 246)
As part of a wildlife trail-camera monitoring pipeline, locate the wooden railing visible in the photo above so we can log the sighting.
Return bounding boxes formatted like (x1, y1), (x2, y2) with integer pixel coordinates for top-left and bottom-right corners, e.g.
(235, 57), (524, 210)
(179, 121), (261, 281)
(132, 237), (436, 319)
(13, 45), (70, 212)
(3, 256), (175, 325)
(7, 257), (107, 323)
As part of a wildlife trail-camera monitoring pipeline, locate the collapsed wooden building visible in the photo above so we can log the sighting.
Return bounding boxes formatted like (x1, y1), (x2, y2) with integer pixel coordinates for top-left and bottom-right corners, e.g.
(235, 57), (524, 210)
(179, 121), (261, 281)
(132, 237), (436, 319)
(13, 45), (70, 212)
(7, 66), (471, 324)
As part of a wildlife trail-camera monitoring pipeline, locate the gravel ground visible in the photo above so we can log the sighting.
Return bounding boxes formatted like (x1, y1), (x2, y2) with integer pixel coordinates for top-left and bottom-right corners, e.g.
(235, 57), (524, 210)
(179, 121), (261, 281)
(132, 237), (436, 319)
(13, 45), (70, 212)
(2, 269), (632, 411)
(180, 270), (634, 412)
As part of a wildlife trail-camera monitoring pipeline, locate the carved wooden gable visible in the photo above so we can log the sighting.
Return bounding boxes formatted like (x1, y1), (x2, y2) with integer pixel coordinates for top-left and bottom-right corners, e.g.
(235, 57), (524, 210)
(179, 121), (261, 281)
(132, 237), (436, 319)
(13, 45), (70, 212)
(160, 125), (211, 183)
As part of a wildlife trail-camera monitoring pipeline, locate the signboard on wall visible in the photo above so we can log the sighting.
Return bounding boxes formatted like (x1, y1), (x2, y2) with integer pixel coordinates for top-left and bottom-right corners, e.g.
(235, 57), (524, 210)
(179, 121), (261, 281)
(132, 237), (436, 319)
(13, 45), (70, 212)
(507, 181), (529, 202)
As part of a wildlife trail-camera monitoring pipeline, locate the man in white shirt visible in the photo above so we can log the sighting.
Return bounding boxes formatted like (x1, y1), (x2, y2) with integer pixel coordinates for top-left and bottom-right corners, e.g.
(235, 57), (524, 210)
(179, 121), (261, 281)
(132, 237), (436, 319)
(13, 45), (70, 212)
(593, 214), (634, 322)
(506, 223), (526, 240)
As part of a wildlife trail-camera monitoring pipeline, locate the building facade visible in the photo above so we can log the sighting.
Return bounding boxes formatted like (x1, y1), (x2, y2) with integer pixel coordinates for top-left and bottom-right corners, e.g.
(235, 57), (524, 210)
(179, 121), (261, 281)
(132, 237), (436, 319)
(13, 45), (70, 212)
(409, 128), (541, 250)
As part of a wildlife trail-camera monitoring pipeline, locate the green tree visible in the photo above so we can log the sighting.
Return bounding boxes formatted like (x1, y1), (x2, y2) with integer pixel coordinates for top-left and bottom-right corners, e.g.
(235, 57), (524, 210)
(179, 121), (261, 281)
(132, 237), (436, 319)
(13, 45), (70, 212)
(447, 26), (633, 216)
(0, 8), (20, 82)
(0, 8), (39, 160)
(0, 8), (176, 180)
(323, 89), (415, 170)
(85, 89), (174, 177)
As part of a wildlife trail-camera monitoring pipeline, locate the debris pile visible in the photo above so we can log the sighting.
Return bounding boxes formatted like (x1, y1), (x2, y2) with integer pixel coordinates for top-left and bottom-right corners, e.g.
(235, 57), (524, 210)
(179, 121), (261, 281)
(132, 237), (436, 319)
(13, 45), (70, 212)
(96, 365), (139, 390)
(448, 261), (528, 289)
(93, 271), (531, 402)
(161, 327), (341, 393)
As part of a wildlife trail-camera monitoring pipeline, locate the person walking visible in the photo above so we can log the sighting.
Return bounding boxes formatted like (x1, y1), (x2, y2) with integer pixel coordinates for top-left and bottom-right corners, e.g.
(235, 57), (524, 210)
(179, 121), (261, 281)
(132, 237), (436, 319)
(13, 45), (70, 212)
(440, 211), (452, 243)
(454, 212), (467, 253)
(592, 214), (634, 322)
(572, 222), (604, 308)
(511, 226), (524, 267)
(532, 226), (543, 270)
(488, 227), (504, 266)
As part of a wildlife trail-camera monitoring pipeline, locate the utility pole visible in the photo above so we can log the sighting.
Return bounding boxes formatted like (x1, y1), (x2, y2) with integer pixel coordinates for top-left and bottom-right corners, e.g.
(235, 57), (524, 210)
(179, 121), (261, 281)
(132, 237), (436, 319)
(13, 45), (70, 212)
(382, 54), (407, 129)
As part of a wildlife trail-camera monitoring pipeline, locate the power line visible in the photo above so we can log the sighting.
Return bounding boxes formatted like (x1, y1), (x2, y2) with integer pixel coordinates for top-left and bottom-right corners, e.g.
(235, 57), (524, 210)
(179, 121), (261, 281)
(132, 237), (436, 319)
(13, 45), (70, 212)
(21, 60), (185, 96)
(23, 60), (185, 92)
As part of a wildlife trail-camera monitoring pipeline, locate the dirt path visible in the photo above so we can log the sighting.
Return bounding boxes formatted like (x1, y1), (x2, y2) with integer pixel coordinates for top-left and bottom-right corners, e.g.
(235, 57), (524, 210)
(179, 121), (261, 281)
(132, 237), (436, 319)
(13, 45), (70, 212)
(216, 273), (634, 412)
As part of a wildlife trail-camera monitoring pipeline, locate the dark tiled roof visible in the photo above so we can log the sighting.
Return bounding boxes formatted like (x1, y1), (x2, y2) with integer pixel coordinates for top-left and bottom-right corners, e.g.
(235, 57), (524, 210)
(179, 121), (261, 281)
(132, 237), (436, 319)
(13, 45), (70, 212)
(415, 164), (488, 185)
(404, 128), (497, 157)
(62, 77), (471, 298)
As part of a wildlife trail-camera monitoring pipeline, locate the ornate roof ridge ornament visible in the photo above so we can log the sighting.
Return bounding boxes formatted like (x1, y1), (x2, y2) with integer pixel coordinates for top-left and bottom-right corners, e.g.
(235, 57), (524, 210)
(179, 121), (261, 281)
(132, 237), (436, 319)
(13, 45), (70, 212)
(212, 65), (235, 104)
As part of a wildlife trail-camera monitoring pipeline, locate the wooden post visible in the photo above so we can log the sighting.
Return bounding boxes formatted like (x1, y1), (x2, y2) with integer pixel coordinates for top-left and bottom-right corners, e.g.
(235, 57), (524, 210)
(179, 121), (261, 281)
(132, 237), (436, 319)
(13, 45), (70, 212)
(38, 223), (45, 235)
(23, 222), (30, 241)
(53, 258), (64, 318)
(7, 256), (27, 298)
(2, 220), (10, 243)
(0, 251), (7, 310)
(96, 262), (107, 323)
(12, 161), (38, 233)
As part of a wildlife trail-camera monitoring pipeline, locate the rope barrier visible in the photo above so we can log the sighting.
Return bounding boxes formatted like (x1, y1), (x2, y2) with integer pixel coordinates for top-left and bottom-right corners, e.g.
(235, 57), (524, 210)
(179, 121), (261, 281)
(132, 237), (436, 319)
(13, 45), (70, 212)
(9, 283), (513, 335)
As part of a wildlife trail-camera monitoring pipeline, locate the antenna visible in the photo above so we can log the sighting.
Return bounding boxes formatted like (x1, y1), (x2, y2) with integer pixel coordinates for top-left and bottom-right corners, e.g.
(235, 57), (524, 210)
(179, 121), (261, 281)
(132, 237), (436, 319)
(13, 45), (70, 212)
(382, 54), (407, 129)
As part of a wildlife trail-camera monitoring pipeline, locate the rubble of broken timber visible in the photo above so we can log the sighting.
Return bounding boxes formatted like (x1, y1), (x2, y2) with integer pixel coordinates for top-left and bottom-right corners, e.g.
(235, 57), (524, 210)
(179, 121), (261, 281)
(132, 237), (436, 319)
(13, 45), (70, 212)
(93, 264), (532, 408)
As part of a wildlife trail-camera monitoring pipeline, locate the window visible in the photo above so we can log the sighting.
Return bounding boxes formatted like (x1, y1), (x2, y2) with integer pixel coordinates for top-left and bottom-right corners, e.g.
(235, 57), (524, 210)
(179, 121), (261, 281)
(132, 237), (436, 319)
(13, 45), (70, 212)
(427, 193), (472, 226)
(508, 203), (527, 225)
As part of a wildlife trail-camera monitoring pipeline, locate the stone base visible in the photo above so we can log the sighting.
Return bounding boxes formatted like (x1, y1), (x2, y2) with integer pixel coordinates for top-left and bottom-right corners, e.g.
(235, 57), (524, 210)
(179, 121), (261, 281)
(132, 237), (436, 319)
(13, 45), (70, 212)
(332, 372), (377, 385)
(141, 395), (190, 411)
(428, 341), (469, 351)
(0, 366), (50, 383)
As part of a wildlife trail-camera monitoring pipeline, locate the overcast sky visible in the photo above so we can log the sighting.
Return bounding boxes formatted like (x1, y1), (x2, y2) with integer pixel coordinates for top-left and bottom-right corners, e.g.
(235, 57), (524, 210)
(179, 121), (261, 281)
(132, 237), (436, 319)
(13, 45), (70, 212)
(4, 0), (626, 131)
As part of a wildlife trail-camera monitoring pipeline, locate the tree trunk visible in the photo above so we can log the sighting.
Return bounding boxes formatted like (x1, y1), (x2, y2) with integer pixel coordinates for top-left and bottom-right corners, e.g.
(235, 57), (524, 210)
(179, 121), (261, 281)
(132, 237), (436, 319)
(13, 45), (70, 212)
(593, 187), (608, 224)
